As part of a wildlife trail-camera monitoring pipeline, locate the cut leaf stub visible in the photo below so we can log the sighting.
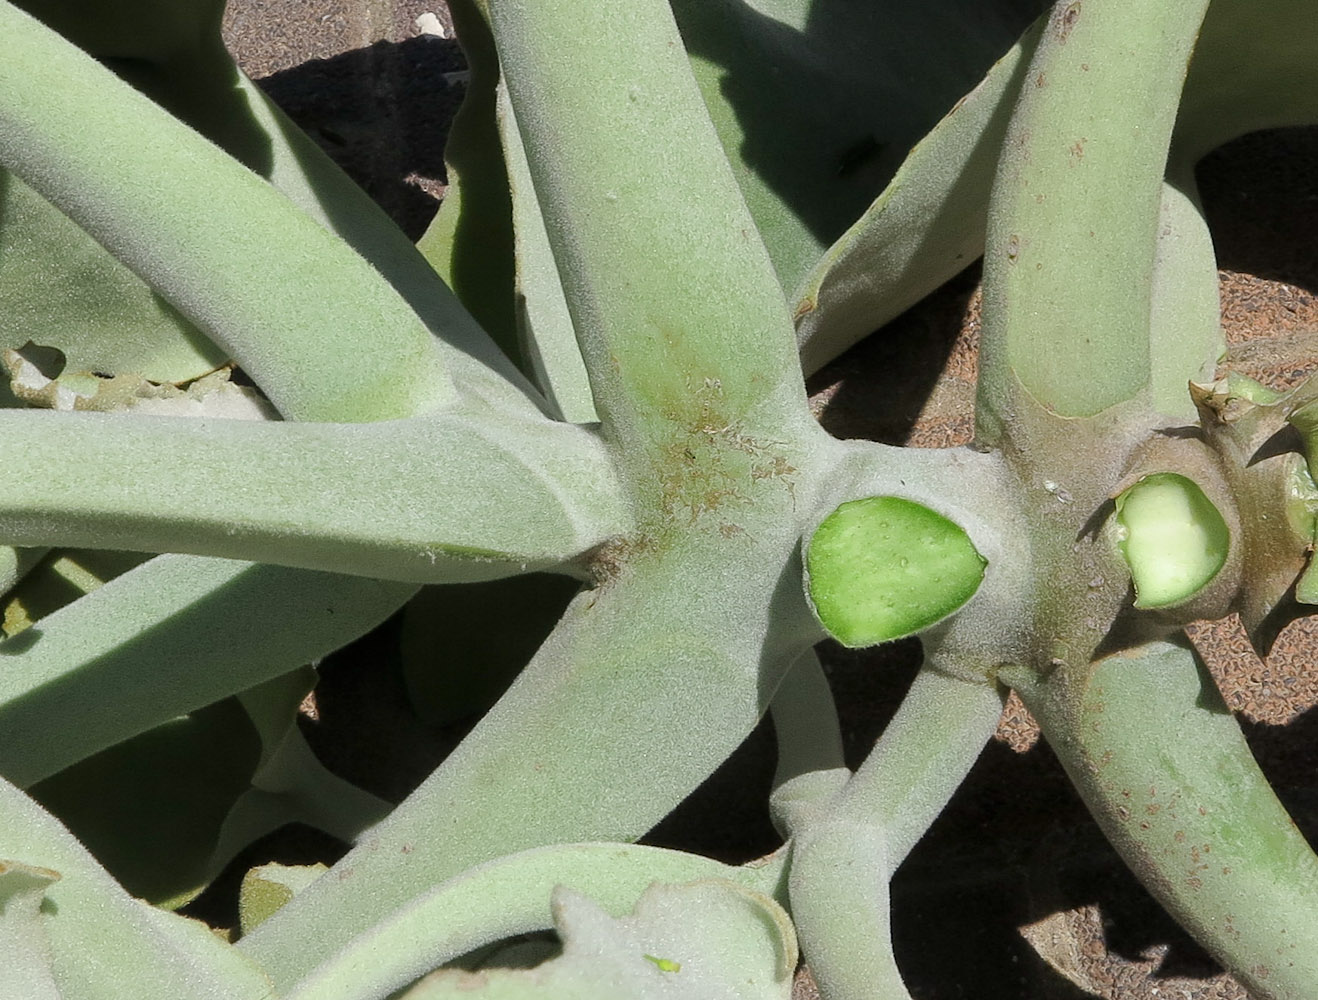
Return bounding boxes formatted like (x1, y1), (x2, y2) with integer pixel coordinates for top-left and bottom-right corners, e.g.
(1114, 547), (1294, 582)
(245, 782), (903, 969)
(805, 497), (986, 648)
(1115, 473), (1229, 609)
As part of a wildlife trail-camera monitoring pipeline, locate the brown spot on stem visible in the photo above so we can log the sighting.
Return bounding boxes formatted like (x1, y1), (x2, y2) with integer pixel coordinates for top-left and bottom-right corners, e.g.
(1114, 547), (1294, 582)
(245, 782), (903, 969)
(1055, 2), (1081, 41)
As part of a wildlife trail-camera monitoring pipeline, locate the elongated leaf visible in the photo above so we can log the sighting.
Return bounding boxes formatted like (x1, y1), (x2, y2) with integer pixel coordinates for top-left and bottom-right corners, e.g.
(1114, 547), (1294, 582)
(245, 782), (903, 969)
(791, 18), (1041, 373)
(1173, 0), (1318, 162)
(1146, 175), (1222, 420)
(0, 2), (451, 422)
(9, 0), (227, 66)
(0, 553), (415, 787)
(978, 0), (1211, 426)
(400, 575), (582, 728)
(239, 520), (818, 988)
(487, 0), (812, 475)
(401, 881), (795, 1000)
(1011, 640), (1318, 1000)
(29, 694), (264, 907)
(796, 0), (1318, 375)
(672, 0), (1045, 297)
(0, 405), (626, 580)
(283, 842), (785, 1000)
(228, 66), (545, 412)
(498, 80), (596, 424)
(0, 774), (273, 999)
(0, 173), (226, 383)
(416, 0), (520, 365)
(0, 1), (231, 383)
(30, 667), (390, 908)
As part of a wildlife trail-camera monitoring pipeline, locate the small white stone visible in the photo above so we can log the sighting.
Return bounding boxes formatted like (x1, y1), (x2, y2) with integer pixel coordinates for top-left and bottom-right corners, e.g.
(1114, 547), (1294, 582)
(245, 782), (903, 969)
(415, 12), (451, 38)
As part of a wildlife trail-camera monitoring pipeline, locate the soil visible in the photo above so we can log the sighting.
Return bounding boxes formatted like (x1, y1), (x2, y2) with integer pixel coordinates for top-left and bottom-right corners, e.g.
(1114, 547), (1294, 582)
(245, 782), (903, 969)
(215, 5), (1318, 998)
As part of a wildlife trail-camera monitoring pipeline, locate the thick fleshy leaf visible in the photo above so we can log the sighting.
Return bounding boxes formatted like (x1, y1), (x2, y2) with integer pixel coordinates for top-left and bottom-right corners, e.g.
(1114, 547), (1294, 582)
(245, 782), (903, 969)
(671, 0), (1045, 297)
(416, 0), (519, 364)
(0, 0), (233, 384)
(29, 695), (263, 908)
(0, 774), (273, 999)
(0, 405), (627, 581)
(400, 575), (582, 728)
(0, 554), (416, 788)
(977, 0), (1211, 426)
(281, 842), (787, 1000)
(2, 549), (148, 637)
(8, 0), (227, 65)
(29, 668), (389, 909)
(398, 881), (795, 1000)
(0, 174), (226, 383)
(497, 80), (596, 424)
(0, 4), (452, 422)
(239, 518), (818, 989)
(791, 17), (1041, 373)
(416, 2), (594, 421)
(486, 0), (814, 475)
(1009, 641), (1318, 1000)
(795, 0), (1318, 376)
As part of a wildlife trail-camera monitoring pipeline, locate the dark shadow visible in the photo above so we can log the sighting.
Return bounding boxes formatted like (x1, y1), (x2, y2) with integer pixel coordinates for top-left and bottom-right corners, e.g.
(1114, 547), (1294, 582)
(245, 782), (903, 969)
(302, 605), (473, 805)
(890, 727), (1232, 995)
(252, 35), (465, 240)
(808, 265), (980, 445)
(670, 0), (1046, 255)
(181, 823), (349, 933)
(804, 14), (1042, 442)
(1197, 128), (1318, 295)
(1243, 700), (1318, 850)
(1250, 584), (1306, 660)
(1249, 421), (1304, 467)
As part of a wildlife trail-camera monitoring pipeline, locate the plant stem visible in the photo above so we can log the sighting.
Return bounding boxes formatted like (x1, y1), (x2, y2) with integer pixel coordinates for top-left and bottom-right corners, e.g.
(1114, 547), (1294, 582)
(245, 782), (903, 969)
(486, 0), (816, 501)
(238, 528), (820, 988)
(1010, 639), (1318, 999)
(788, 666), (1003, 1000)
(977, 0), (1211, 435)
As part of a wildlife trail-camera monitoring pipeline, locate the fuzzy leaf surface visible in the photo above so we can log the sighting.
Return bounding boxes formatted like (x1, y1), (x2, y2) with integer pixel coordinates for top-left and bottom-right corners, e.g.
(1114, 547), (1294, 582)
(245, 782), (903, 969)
(399, 881), (795, 1000)
(0, 775), (273, 999)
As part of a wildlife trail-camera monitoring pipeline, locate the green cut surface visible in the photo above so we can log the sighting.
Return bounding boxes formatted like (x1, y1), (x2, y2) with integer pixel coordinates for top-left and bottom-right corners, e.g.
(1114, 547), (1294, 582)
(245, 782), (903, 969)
(1115, 473), (1229, 609)
(805, 496), (986, 648)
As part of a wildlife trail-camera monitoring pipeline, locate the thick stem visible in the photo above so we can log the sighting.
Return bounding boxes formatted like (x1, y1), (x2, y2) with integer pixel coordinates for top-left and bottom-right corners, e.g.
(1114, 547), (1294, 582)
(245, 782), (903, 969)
(486, 0), (815, 502)
(1011, 639), (1318, 999)
(238, 526), (819, 989)
(977, 0), (1211, 437)
(788, 666), (1003, 1000)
